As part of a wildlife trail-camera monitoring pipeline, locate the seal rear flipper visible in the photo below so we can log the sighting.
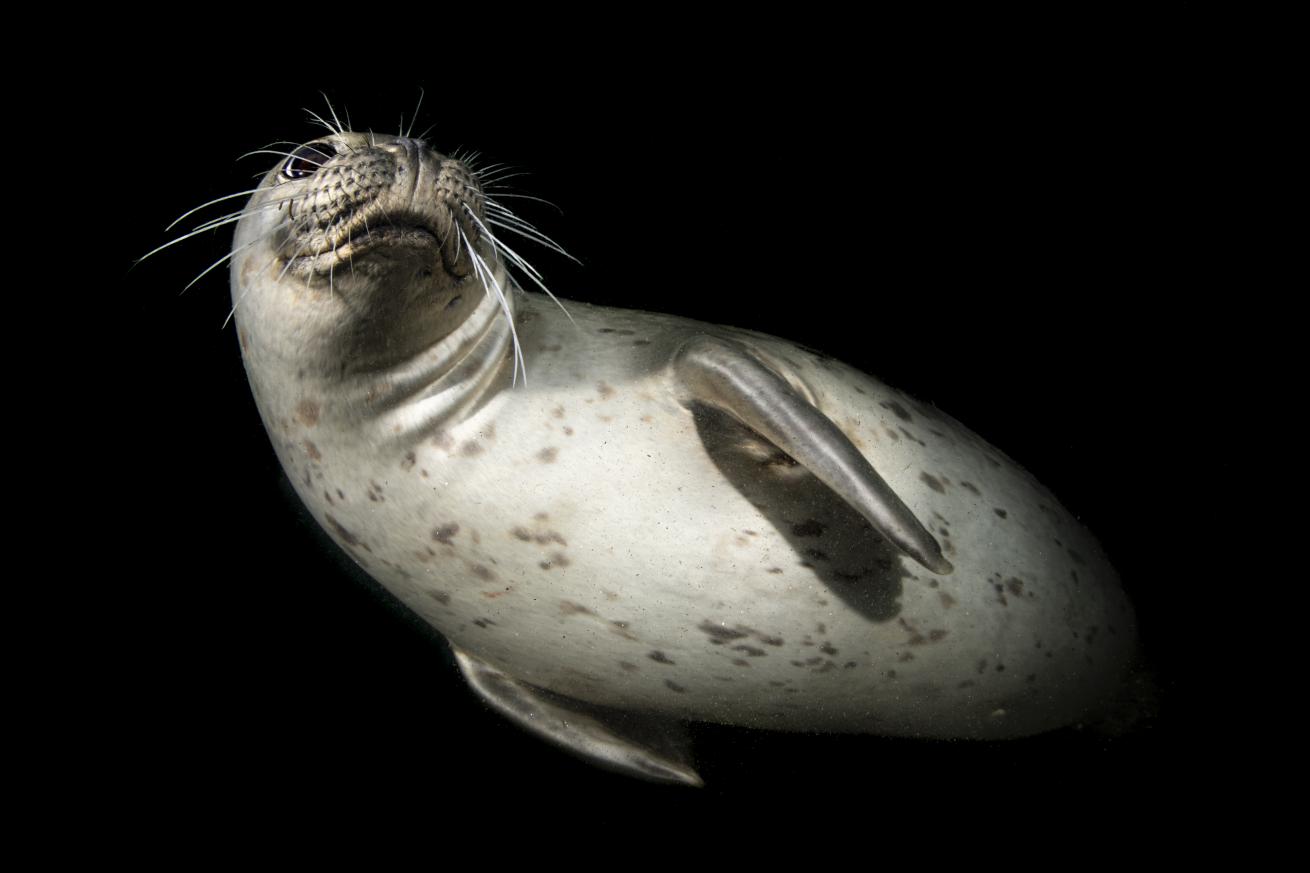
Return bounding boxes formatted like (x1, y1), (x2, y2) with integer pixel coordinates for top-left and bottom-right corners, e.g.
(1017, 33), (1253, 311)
(674, 334), (952, 575)
(452, 648), (703, 787)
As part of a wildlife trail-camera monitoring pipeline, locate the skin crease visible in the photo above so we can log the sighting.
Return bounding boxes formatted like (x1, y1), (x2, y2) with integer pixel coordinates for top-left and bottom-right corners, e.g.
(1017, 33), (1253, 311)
(230, 130), (1137, 754)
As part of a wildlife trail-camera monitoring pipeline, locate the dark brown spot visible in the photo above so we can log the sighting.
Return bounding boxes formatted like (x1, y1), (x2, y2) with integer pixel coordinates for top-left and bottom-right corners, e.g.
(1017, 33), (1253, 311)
(939, 592), (957, 608)
(648, 651), (674, 665)
(900, 427), (926, 446)
(732, 645), (767, 657)
(618, 661), (638, 672)
(897, 652), (915, 662)
(296, 399), (320, 427)
(559, 601), (593, 616)
(994, 508), (1008, 519)
(538, 552), (570, 570)
(534, 531), (568, 546)
(597, 382), (615, 399)
(698, 621), (749, 644)
(537, 447), (559, 463)
(460, 441), (484, 457)
(400, 450), (416, 471)
(324, 514), (369, 552)
(303, 440), (321, 461)
(791, 519), (827, 538)
(960, 481), (981, 496)
(664, 680), (686, 693)
(472, 618), (495, 629)
(880, 400), (912, 421)
(427, 591), (451, 606)
(511, 527), (532, 541)
(432, 523), (460, 545)
(920, 472), (946, 493)
(1005, 577), (1025, 596)
(898, 617), (926, 646)
(819, 642), (838, 656)
(731, 659), (750, 667)
(767, 567), (784, 574)
(471, 565), (495, 581)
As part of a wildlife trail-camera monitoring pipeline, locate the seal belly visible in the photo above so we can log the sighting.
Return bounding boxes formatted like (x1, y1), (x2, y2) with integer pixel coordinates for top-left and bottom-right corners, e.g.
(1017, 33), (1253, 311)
(293, 299), (1133, 740)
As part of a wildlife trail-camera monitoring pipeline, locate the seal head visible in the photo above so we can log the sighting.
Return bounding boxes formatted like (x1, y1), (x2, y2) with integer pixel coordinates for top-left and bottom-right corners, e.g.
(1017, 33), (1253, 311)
(234, 133), (504, 374)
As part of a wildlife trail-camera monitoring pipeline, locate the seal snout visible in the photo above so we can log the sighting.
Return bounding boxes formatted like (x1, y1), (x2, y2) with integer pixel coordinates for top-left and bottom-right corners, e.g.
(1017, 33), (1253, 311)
(279, 134), (487, 279)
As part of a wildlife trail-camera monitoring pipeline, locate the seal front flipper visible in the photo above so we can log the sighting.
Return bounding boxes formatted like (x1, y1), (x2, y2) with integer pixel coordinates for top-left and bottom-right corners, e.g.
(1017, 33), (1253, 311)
(674, 334), (953, 575)
(452, 648), (703, 786)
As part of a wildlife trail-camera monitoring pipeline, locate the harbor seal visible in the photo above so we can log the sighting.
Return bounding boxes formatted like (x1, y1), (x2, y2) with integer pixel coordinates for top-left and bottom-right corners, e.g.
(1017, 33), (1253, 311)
(225, 129), (1136, 785)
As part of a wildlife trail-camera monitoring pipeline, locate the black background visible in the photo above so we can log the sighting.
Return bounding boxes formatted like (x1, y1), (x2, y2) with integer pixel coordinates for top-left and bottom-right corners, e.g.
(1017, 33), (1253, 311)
(90, 9), (1239, 839)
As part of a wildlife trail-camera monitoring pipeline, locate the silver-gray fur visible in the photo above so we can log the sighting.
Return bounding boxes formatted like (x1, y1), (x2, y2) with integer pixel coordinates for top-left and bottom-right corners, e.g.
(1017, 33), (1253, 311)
(217, 128), (1135, 786)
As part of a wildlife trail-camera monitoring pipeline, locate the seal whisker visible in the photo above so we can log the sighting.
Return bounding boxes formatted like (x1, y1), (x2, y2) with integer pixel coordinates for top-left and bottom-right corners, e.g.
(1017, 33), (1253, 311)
(305, 110), (340, 138)
(403, 87), (425, 139)
(477, 170), (531, 188)
(321, 92), (346, 136)
(223, 231), (292, 329)
(483, 205), (578, 262)
(139, 214), (264, 264)
(187, 201), (290, 235)
(165, 187), (272, 232)
(454, 149), (485, 170)
(485, 216), (576, 263)
(239, 148), (330, 163)
(464, 209), (576, 327)
(181, 237), (264, 295)
(484, 192), (565, 213)
(460, 225), (527, 385)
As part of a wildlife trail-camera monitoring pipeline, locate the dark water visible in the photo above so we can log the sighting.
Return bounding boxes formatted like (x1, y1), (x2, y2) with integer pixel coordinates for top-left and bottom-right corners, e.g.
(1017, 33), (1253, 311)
(93, 16), (1235, 836)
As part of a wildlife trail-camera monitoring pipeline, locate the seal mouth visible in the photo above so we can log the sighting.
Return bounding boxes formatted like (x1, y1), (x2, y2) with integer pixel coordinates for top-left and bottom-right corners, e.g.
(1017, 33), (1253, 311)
(339, 223), (442, 257)
(291, 212), (458, 276)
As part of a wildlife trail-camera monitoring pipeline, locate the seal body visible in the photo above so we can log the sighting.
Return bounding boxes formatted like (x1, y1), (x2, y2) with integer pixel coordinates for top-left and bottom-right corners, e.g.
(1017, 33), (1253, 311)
(231, 132), (1134, 775)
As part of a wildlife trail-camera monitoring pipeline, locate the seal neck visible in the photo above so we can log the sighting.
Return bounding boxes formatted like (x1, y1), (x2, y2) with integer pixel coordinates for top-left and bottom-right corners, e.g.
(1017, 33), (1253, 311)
(350, 272), (517, 442)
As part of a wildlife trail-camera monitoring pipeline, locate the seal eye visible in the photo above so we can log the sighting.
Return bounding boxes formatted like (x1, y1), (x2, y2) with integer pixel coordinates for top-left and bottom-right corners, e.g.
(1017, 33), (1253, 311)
(283, 142), (334, 179)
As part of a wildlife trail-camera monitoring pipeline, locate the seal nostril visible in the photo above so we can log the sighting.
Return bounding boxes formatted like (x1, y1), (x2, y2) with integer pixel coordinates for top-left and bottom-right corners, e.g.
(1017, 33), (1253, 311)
(283, 142), (334, 179)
